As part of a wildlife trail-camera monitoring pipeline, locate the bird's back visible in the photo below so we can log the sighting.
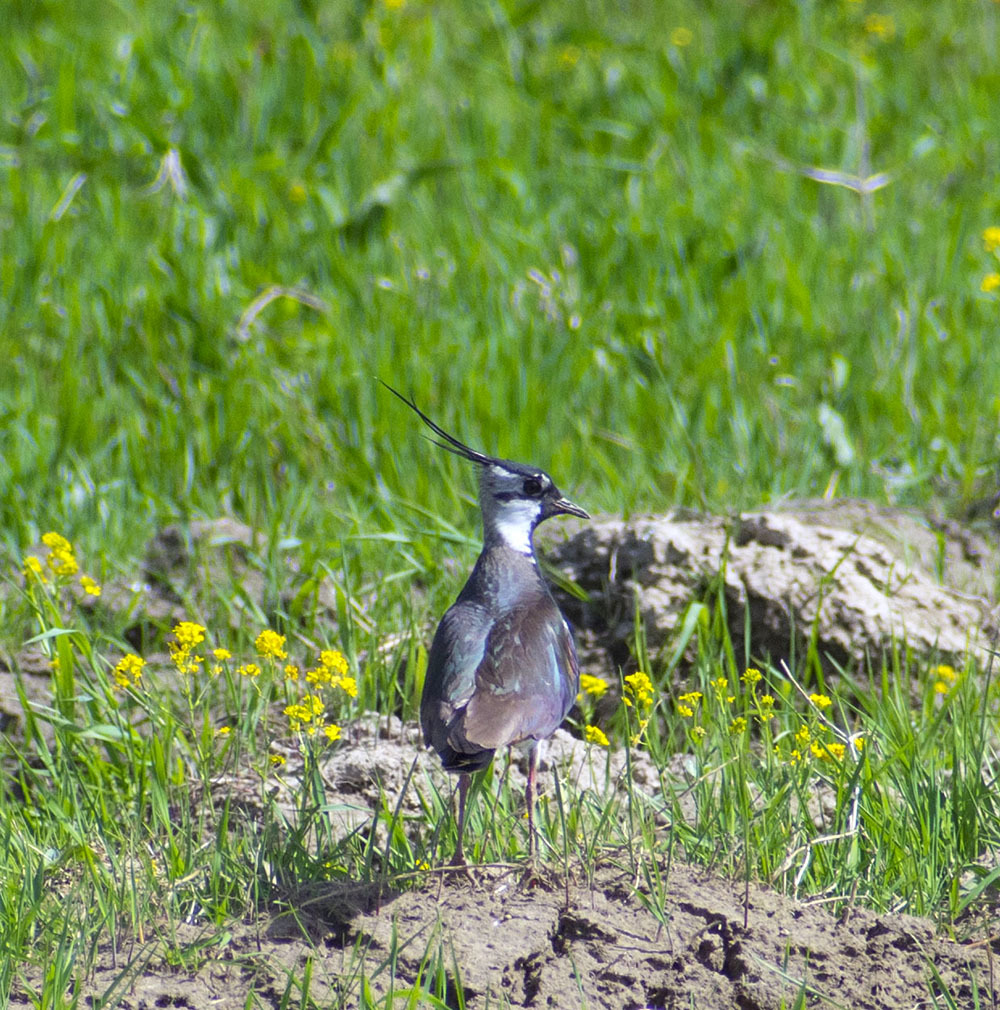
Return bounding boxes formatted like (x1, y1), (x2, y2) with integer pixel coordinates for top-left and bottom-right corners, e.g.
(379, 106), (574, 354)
(420, 545), (579, 772)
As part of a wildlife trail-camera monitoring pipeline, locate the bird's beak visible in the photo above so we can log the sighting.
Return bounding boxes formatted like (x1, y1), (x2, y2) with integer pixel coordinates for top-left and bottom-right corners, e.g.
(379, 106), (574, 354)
(550, 496), (590, 520)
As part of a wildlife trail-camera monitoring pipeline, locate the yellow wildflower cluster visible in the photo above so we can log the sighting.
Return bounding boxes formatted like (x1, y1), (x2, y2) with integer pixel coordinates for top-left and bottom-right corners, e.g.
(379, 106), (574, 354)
(576, 673), (611, 746)
(741, 667), (762, 687)
(811, 740), (846, 762)
(210, 648), (232, 676)
(584, 724), (610, 747)
(283, 693), (341, 742)
(624, 670), (655, 745)
(780, 717), (863, 768)
(112, 654), (145, 691)
(677, 690), (702, 719)
(23, 532), (102, 597)
(578, 674), (609, 700)
(932, 663), (958, 695)
(301, 648), (357, 698)
(809, 693), (833, 710)
(169, 621), (206, 675)
(41, 532), (78, 576)
(710, 675), (736, 704)
(255, 629), (288, 661)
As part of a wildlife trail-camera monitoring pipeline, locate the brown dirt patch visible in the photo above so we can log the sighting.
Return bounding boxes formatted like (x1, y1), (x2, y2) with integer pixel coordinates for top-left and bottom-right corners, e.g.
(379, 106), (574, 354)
(14, 861), (995, 1009)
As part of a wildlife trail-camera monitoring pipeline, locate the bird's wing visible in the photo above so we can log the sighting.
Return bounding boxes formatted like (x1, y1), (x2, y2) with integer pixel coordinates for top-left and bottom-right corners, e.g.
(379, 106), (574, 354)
(461, 602), (579, 750)
(420, 600), (492, 754)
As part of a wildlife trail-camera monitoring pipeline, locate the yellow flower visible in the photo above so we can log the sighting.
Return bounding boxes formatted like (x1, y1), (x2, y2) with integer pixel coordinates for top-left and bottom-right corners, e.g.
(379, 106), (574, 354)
(173, 622), (206, 649)
(284, 703), (309, 731)
(38, 533), (80, 578)
(46, 545), (79, 577)
(112, 654), (145, 690)
(863, 13), (895, 40)
(759, 694), (775, 708)
(854, 736), (865, 752)
(795, 724), (811, 745)
(338, 675), (358, 699)
(729, 716), (747, 735)
(584, 724), (610, 747)
(323, 724), (342, 743)
(41, 532), (72, 553)
(690, 725), (706, 744)
(623, 671), (654, 710)
(670, 26), (693, 47)
(932, 664), (958, 694)
(255, 629), (288, 661)
(320, 649), (349, 676)
(788, 748), (805, 766)
(79, 575), (101, 597)
(811, 740), (846, 761)
(270, 753), (286, 767)
(677, 704), (694, 718)
(678, 691), (702, 704)
(237, 663), (261, 678)
(981, 273), (1000, 293)
(579, 674), (609, 699)
(213, 648), (232, 661)
(23, 556), (47, 583)
(304, 666), (323, 685)
(809, 693), (833, 709)
(170, 647), (203, 675)
(630, 717), (650, 747)
(983, 226), (1000, 253)
(741, 667), (762, 687)
(284, 664), (300, 681)
(217, 726), (231, 736)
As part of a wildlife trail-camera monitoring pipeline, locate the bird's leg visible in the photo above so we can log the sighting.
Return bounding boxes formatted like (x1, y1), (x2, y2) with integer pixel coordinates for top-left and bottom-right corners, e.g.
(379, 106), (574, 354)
(450, 772), (472, 867)
(525, 743), (538, 862)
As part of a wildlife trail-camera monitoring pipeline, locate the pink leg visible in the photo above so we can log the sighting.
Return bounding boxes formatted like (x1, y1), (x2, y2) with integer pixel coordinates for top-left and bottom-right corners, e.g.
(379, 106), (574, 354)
(450, 773), (471, 866)
(525, 744), (538, 860)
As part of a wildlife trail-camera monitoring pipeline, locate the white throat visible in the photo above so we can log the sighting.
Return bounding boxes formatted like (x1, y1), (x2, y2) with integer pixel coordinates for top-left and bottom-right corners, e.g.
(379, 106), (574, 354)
(487, 499), (541, 554)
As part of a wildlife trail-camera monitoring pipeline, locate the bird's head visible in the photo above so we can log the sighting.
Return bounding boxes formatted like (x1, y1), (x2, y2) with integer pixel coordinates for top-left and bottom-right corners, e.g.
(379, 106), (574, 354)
(383, 383), (589, 555)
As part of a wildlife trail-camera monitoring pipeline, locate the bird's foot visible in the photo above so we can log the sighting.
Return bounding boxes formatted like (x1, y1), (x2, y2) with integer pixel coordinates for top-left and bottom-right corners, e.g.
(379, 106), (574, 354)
(445, 852), (477, 884)
(517, 860), (560, 892)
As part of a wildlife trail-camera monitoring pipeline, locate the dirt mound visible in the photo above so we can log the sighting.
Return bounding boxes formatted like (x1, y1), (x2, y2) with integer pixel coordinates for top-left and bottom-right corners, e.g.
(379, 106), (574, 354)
(20, 862), (991, 1009)
(542, 506), (999, 676)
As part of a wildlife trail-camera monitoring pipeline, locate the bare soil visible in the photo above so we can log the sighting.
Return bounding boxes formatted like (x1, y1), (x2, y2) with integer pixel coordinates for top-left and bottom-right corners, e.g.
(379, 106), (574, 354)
(12, 859), (995, 1008)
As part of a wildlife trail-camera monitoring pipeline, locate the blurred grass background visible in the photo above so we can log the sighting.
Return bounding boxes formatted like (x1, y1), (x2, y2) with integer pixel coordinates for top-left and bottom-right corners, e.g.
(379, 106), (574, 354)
(2, 0), (999, 586)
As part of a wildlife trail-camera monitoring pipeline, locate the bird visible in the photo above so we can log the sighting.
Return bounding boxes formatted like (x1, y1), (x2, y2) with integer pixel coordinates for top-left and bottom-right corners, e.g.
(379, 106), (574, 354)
(384, 384), (590, 865)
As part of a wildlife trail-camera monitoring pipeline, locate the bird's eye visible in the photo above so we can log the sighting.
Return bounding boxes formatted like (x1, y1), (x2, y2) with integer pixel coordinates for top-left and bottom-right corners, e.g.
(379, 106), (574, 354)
(522, 476), (544, 496)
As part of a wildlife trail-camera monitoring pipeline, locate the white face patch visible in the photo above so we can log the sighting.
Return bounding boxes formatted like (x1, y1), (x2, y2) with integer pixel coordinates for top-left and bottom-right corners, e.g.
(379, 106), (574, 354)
(490, 497), (543, 554)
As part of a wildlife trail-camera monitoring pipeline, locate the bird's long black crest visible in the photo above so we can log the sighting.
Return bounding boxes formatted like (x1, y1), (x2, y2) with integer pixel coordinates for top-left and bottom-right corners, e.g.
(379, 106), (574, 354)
(380, 381), (497, 467)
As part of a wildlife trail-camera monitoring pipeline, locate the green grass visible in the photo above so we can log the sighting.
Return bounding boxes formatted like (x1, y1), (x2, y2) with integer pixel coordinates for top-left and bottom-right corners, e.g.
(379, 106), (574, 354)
(2, 0), (1000, 1005)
